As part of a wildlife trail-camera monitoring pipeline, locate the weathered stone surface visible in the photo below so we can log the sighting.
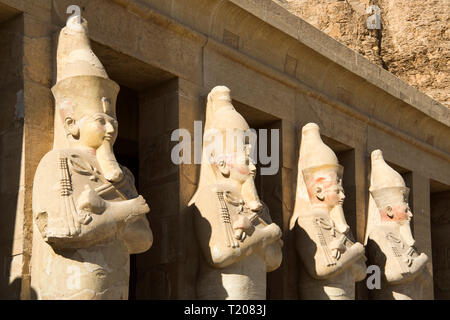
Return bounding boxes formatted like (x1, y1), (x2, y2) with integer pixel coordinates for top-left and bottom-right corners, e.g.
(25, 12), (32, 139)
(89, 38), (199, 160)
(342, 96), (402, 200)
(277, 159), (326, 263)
(277, 0), (449, 108)
(0, 0), (448, 300)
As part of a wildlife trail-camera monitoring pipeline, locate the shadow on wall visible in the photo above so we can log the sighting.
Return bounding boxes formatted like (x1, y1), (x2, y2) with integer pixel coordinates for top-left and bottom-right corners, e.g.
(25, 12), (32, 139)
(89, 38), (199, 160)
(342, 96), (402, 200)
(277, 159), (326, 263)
(0, 11), (29, 300)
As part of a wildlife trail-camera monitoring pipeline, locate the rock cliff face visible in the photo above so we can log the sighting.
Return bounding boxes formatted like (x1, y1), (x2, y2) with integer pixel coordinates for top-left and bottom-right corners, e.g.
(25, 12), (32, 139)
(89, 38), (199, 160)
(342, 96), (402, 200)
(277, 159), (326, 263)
(276, 0), (449, 108)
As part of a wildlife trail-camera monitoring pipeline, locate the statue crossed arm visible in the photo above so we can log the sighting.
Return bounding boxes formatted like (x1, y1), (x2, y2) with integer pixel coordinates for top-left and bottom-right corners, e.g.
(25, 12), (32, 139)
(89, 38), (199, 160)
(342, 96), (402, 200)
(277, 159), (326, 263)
(194, 185), (282, 269)
(31, 13), (153, 299)
(33, 149), (152, 251)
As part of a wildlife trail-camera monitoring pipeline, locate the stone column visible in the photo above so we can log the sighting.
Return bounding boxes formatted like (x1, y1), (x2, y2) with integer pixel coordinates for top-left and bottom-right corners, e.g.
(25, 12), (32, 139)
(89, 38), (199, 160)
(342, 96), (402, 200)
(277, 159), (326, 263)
(354, 149), (368, 300)
(136, 78), (203, 299)
(21, 12), (54, 300)
(411, 172), (434, 299)
(136, 79), (180, 299)
(0, 12), (24, 300)
(276, 119), (298, 299)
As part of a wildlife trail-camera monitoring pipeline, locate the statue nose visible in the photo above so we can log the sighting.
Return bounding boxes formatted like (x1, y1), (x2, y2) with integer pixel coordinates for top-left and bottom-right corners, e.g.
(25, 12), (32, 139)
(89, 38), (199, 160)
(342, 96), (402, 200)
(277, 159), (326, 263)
(105, 121), (115, 133)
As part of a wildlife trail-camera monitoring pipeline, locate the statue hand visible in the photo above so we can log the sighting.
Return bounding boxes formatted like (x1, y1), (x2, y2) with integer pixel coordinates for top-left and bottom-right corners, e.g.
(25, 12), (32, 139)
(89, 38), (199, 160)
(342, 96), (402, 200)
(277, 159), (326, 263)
(99, 194), (150, 225)
(329, 234), (347, 253)
(232, 215), (252, 241)
(77, 184), (106, 214)
(126, 195), (150, 221)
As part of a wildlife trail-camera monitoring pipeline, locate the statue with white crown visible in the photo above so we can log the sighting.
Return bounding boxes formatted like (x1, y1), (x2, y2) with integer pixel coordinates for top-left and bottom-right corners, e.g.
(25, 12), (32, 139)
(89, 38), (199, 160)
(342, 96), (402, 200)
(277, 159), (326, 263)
(290, 123), (366, 300)
(189, 86), (283, 300)
(365, 150), (430, 299)
(30, 14), (153, 299)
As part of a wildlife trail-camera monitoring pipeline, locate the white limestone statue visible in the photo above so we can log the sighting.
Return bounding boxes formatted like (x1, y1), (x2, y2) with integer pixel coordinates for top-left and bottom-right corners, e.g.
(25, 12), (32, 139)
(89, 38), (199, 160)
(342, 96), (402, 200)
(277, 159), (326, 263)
(290, 123), (366, 300)
(30, 14), (153, 299)
(365, 150), (430, 299)
(188, 86), (283, 300)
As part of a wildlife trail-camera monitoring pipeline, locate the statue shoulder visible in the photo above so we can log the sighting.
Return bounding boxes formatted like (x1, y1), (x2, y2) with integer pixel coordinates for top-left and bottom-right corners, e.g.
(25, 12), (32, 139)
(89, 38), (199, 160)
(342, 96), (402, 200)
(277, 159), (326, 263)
(34, 149), (73, 186)
(193, 184), (224, 212)
(368, 226), (389, 245)
(115, 165), (139, 199)
(35, 149), (62, 171)
(367, 227), (392, 266)
(257, 200), (272, 224)
(120, 165), (136, 185)
(35, 148), (89, 170)
(33, 148), (91, 205)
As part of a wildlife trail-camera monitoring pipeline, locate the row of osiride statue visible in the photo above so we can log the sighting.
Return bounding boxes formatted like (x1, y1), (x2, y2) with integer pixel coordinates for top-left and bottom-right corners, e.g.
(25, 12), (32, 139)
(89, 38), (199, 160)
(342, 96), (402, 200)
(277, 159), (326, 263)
(30, 15), (430, 300)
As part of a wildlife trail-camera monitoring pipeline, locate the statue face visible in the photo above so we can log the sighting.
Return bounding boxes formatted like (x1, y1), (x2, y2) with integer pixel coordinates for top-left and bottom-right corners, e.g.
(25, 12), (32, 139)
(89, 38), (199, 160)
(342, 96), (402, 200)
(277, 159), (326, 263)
(322, 180), (345, 208)
(215, 144), (255, 185)
(64, 111), (122, 181)
(229, 144), (256, 184)
(78, 113), (118, 149)
(380, 202), (412, 223)
(379, 200), (415, 246)
(308, 172), (345, 209)
(214, 143), (262, 211)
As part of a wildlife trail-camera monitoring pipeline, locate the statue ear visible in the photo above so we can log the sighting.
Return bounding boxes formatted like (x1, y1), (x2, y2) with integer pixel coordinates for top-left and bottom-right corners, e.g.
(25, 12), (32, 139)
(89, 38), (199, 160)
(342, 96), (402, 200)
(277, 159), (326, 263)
(315, 186), (325, 201)
(64, 117), (79, 139)
(217, 160), (230, 177)
(385, 206), (394, 218)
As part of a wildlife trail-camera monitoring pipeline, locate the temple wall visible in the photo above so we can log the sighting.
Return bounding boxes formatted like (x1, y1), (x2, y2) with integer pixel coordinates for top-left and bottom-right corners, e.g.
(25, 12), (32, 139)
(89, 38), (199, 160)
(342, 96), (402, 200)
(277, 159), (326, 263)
(0, 11), (23, 299)
(0, 0), (448, 299)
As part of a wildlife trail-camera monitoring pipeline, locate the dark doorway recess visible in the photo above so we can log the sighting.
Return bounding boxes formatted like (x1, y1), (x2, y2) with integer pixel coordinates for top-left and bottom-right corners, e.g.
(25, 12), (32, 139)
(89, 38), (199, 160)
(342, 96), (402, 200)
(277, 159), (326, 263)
(93, 40), (175, 299)
(430, 179), (450, 300)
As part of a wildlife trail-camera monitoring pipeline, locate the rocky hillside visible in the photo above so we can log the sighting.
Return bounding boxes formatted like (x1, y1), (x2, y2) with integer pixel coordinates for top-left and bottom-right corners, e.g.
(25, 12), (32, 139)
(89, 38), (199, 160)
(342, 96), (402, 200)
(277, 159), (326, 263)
(276, 0), (449, 108)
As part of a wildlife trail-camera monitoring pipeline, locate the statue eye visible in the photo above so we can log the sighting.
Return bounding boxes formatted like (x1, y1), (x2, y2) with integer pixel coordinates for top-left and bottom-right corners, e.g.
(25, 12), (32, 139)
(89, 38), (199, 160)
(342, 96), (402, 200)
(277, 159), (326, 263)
(95, 117), (105, 125)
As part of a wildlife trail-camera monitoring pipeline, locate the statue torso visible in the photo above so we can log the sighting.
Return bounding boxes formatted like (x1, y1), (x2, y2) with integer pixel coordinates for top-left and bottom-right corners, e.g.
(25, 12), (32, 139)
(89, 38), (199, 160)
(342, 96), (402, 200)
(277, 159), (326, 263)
(31, 148), (148, 299)
(296, 208), (366, 281)
(368, 224), (428, 286)
(193, 183), (281, 300)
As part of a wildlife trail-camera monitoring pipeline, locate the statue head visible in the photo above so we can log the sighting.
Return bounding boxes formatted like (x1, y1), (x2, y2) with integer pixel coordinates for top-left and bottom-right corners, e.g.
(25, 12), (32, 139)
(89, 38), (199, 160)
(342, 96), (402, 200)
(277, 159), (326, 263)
(52, 15), (122, 182)
(369, 150), (414, 246)
(300, 123), (345, 210)
(189, 86), (261, 211)
(292, 123), (350, 234)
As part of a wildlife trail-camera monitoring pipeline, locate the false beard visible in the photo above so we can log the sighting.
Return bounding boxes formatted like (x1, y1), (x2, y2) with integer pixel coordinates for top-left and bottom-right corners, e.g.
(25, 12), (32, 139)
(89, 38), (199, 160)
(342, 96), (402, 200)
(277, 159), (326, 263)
(399, 220), (415, 247)
(241, 175), (263, 212)
(96, 140), (123, 183)
(329, 204), (350, 234)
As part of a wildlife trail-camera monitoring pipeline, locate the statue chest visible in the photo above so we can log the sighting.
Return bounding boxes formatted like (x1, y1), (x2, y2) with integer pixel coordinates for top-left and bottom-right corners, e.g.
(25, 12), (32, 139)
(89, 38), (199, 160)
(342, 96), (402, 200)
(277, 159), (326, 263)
(61, 152), (136, 202)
